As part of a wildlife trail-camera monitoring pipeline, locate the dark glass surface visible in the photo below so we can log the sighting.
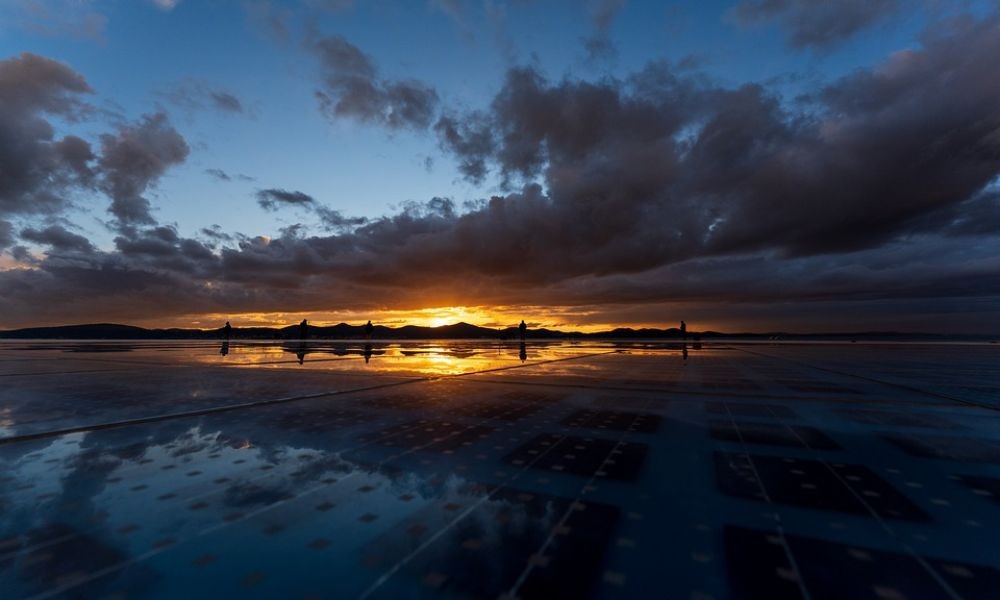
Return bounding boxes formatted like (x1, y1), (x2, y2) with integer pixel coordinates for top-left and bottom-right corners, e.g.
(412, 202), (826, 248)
(0, 340), (997, 598)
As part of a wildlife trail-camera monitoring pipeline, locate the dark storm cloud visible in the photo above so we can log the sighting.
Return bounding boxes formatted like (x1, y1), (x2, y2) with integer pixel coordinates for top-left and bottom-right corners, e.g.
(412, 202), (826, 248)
(310, 35), (439, 130)
(0, 51), (91, 113)
(98, 112), (190, 225)
(539, 238), (1000, 307)
(256, 188), (316, 210)
(0, 53), (96, 217)
(20, 224), (95, 253)
(436, 11), (1000, 261)
(0, 253), (214, 326)
(2, 212), (995, 329)
(729, 0), (901, 49)
(112, 225), (218, 276)
(433, 112), (495, 182)
(0, 55), (190, 230)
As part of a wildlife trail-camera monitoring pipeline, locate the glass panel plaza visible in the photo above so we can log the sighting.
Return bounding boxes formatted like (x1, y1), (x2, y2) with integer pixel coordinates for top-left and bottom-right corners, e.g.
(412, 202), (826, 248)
(0, 341), (997, 599)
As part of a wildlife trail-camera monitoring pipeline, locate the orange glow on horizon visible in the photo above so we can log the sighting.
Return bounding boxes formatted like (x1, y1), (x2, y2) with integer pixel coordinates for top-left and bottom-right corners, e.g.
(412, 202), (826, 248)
(134, 305), (711, 334)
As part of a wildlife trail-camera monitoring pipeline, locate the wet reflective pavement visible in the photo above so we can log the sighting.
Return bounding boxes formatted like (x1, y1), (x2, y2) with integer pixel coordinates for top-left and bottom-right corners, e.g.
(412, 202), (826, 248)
(0, 340), (997, 599)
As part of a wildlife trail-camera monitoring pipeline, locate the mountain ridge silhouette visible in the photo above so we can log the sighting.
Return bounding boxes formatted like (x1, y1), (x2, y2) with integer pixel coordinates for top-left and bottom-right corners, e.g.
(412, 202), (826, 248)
(0, 322), (993, 341)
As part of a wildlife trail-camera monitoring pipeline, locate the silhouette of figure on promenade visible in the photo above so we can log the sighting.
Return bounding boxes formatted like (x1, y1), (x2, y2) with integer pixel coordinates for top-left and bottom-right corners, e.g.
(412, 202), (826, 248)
(223, 321), (232, 340)
(299, 319), (308, 340)
(365, 320), (374, 341)
(220, 341), (229, 356)
(364, 343), (372, 364)
(519, 341), (527, 362)
(680, 320), (687, 340)
(519, 320), (527, 341)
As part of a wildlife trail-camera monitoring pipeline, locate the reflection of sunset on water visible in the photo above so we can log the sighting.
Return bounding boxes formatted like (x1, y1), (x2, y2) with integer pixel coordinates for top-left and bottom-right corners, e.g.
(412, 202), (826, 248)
(190, 341), (605, 376)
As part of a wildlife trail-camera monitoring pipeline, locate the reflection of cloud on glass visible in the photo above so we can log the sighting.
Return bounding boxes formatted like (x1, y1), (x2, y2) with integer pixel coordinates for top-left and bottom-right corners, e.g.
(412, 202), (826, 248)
(360, 483), (620, 597)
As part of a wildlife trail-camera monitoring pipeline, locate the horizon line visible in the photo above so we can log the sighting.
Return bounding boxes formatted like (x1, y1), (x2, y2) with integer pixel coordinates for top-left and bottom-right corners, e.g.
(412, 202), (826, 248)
(1, 321), (998, 339)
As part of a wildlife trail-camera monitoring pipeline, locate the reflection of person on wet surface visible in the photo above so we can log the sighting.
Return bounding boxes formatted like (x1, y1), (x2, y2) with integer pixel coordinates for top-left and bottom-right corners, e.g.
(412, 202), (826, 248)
(519, 320), (527, 341)
(364, 343), (372, 364)
(682, 342), (688, 361)
(680, 320), (687, 340)
(297, 319), (308, 364)
(365, 320), (374, 340)
(220, 321), (232, 357)
(519, 341), (527, 362)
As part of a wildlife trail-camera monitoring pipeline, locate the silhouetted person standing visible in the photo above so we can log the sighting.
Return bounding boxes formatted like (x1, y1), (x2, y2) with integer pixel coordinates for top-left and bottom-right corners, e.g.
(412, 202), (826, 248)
(680, 320), (687, 341)
(365, 320), (374, 341)
(223, 321), (232, 340)
(519, 320), (527, 341)
(295, 319), (309, 364)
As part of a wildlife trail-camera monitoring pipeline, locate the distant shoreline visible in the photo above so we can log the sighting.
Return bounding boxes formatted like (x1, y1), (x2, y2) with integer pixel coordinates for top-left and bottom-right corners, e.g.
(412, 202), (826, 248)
(0, 323), (995, 343)
(0, 339), (997, 346)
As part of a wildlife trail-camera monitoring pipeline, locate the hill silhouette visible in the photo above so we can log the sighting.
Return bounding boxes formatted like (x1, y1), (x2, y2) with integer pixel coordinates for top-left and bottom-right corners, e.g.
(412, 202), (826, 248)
(0, 322), (994, 342)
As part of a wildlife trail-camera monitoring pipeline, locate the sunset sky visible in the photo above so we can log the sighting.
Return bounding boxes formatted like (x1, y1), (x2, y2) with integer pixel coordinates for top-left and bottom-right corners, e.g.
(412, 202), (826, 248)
(1, 0), (999, 333)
